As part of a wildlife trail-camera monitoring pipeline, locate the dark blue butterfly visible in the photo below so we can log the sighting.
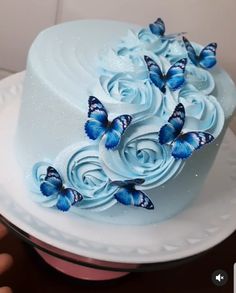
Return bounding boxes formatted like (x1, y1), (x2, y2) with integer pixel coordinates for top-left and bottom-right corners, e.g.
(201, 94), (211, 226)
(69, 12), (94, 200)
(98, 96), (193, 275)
(144, 55), (187, 93)
(183, 36), (217, 69)
(85, 96), (132, 150)
(149, 18), (186, 40)
(112, 179), (154, 210)
(159, 103), (214, 159)
(40, 166), (83, 212)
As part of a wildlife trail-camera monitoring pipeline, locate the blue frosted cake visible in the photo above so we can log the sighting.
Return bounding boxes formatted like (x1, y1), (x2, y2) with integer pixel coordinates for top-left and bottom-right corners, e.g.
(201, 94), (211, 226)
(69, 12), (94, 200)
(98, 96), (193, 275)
(15, 18), (236, 225)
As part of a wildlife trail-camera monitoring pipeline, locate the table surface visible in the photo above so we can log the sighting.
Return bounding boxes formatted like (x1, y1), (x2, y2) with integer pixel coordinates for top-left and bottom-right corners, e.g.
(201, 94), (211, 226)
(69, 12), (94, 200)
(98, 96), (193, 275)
(0, 228), (234, 293)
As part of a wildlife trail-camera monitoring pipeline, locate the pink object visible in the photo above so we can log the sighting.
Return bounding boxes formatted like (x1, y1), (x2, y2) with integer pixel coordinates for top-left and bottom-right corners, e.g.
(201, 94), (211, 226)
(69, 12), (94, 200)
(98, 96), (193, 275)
(35, 248), (130, 280)
(31, 237), (138, 281)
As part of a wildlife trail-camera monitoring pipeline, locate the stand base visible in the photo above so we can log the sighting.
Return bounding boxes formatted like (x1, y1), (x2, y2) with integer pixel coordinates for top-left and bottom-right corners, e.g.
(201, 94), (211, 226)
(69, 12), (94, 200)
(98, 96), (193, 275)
(35, 248), (130, 281)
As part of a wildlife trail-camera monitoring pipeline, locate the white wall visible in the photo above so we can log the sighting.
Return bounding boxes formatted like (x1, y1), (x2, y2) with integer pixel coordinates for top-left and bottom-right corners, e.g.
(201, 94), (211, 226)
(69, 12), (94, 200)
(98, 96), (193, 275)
(0, 0), (235, 130)
(0, 0), (236, 83)
(57, 0), (236, 82)
(0, 0), (58, 72)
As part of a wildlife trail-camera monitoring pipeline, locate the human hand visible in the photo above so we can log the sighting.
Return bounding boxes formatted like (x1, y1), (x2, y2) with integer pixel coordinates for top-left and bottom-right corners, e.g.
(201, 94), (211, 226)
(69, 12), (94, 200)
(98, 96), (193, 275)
(0, 224), (13, 293)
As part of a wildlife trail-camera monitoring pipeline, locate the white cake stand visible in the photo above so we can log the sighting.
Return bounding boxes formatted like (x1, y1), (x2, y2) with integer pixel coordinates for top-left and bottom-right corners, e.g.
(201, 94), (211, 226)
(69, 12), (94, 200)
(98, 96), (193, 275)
(0, 72), (236, 280)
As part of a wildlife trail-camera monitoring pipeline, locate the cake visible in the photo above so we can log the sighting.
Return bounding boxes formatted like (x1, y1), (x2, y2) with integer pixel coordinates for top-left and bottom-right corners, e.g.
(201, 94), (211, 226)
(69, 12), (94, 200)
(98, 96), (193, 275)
(15, 18), (236, 225)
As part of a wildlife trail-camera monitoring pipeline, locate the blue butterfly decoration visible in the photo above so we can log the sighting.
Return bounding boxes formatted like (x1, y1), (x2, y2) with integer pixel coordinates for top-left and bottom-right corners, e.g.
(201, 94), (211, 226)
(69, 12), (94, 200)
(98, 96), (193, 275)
(183, 36), (217, 69)
(144, 55), (187, 93)
(40, 166), (83, 212)
(159, 103), (214, 159)
(149, 18), (186, 40)
(85, 96), (132, 150)
(112, 179), (154, 210)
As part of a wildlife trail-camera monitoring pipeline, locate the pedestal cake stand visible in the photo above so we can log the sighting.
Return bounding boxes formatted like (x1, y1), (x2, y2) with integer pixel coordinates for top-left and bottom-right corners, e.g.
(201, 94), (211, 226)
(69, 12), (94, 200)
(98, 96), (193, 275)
(0, 72), (236, 280)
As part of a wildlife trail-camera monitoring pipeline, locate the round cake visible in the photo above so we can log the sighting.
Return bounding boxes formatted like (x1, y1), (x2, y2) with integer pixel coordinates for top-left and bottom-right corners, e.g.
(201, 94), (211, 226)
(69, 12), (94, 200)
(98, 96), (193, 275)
(15, 18), (236, 225)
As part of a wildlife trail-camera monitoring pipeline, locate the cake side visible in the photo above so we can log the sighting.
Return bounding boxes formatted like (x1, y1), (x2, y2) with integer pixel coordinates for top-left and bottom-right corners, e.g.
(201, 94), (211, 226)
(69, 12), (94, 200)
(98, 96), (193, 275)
(15, 19), (236, 224)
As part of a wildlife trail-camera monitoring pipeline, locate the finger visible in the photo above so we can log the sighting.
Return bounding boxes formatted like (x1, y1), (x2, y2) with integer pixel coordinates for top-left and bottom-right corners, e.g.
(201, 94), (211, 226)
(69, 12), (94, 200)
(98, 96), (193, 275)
(0, 254), (13, 274)
(0, 224), (7, 239)
(0, 286), (12, 293)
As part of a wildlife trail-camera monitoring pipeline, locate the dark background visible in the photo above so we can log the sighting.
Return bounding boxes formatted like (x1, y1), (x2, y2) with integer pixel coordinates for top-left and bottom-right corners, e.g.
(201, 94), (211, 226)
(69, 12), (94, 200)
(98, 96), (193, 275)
(0, 228), (235, 293)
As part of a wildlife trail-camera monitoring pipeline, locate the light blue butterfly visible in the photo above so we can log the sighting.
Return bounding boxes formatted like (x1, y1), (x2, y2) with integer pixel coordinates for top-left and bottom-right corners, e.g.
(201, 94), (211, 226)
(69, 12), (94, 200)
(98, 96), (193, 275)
(159, 103), (214, 159)
(183, 36), (217, 69)
(144, 55), (187, 93)
(149, 18), (186, 40)
(112, 179), (154, 210)
(40, 166), (83, 211)
(85, 96), (132, 150)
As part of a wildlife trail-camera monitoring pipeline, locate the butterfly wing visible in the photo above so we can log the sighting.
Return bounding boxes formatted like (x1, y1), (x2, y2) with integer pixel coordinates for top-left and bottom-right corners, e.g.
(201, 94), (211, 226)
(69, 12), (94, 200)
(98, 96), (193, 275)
(40, 166), (62, 197)
(172, 132), (214, 159)
(125, 178), (145, 186)
(105, 115), (132, 149)
(166, 58), (187, 91)
(85, 96), (108, 140)
(57, 188), (83, 212)
(114, 188), (154, 210)
(112, 178), (145, 188)
(144, 55), (165, 93)
(182, 37), (198, 66)
(149, 17), (165, 36)
(159, 103), (185, 144)
(199, 43), (217, 69)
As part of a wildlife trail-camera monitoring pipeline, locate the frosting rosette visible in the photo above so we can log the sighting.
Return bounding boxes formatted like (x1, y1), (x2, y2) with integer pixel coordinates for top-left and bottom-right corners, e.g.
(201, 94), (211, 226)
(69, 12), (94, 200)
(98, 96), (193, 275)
(54, 142), (118, 211)
(160, 84), (224, 138)
(185, 65), (215, 95)
(30, 161), (59, 208)
(178, 85), (224, 137)
(98, 48), (144, 74)
(98, 27), (170, 75)
(97, 71), (162, 122)
(117, 28), (169, 56)
(163, 39), (187, 63)
(99, 117), (184, 189)
(99, 46), (159, 77)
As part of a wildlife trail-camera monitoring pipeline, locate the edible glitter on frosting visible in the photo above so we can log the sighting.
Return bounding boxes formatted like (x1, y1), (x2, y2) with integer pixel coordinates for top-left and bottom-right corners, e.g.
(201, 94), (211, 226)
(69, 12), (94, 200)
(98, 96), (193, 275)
(98, 72), (162, 123)
(99, 117), (184, 189)
(54, 142), (118, 211)
(31, 17), (225, 213)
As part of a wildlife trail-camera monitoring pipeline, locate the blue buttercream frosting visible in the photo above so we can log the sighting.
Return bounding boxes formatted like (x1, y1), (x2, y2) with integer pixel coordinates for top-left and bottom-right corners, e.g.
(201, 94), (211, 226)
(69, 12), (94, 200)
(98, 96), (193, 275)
(98, 72), (162, 122)
(31, 18), (225, 212)
(99, 117), (184, 189)
(159, 84), (224, 138)
(117, 28), (169, 56)
(185, 65), (215, 95)
(31, 162), (59, 208)
(53, 142), (118, 211)
(179, 85), (224, 136)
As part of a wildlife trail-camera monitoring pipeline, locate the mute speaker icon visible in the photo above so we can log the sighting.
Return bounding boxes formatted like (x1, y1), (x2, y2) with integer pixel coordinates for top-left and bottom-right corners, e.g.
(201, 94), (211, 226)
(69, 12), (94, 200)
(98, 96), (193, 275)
(212, 270), (228, 287)
(215, 273), (224, 282)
